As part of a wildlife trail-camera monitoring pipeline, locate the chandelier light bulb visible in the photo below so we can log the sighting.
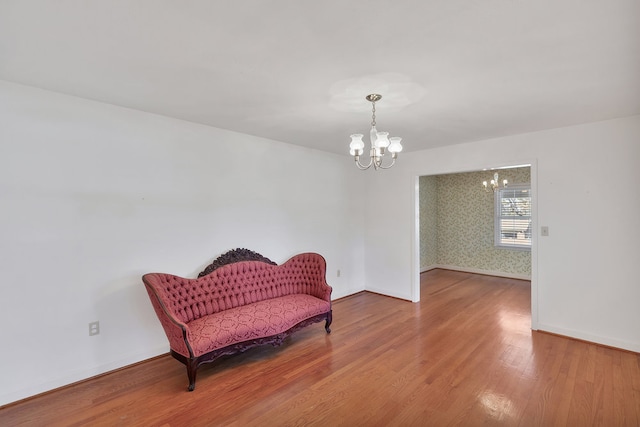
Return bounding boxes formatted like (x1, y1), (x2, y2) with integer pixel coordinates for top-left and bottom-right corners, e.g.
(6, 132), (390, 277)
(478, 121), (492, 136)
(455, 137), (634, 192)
(349, 134), (365, 156)
(375, 132), (390, 149)
(388, 137), (403, 153)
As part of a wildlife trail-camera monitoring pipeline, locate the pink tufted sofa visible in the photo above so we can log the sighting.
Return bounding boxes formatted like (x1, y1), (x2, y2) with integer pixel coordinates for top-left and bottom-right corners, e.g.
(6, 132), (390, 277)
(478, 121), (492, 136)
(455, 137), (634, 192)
(142, 250), (332, 391)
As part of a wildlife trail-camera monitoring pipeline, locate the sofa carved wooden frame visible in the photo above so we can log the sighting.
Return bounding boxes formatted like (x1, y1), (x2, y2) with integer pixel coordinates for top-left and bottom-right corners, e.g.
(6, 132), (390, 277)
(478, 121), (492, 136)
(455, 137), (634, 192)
(144, 248), (332, 391)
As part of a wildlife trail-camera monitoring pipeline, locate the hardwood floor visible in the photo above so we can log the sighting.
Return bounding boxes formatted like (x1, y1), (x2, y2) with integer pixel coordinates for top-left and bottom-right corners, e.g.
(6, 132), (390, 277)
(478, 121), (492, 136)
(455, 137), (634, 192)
(2, 269), (639, 426)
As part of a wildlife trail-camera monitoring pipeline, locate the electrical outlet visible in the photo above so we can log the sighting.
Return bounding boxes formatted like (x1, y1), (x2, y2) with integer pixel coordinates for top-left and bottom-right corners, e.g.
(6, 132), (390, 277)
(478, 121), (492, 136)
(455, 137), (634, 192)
(337, 269), (341, 277)
(89, 321), (100, 336)
(541, 226), (549, 237)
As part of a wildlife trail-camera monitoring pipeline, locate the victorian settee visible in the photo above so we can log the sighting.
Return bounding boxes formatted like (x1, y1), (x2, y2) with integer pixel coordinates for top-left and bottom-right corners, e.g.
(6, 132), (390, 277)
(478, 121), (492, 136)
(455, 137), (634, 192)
(142, 249), (333, 391)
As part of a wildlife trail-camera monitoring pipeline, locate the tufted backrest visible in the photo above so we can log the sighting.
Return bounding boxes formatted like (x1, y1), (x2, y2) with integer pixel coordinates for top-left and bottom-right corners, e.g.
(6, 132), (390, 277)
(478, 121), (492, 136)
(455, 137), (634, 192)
(143, 252), (331, 324)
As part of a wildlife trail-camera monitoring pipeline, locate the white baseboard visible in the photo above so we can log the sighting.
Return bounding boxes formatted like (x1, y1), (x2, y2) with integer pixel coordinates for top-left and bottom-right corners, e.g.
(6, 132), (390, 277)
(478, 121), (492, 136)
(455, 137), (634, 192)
(332, 285), (366, 300)
(537, 323), (640, 354)
(0, 345), (168, 407)
(420, 265), (439, 273)
(365, 286), (412, 301)
(421, 264), (531, 281)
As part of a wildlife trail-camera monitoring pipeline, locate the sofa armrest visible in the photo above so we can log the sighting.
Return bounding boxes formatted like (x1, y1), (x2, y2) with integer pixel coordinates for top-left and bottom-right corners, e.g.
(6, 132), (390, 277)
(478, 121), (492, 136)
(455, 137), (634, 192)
(314, 281), (332, 303)
(143, 275), (193, 358)
(323, 284), (333, 303)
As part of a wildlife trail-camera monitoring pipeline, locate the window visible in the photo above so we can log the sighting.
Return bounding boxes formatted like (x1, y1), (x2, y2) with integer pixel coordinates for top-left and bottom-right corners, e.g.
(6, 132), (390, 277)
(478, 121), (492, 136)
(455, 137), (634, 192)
(495, 185), (531, 249)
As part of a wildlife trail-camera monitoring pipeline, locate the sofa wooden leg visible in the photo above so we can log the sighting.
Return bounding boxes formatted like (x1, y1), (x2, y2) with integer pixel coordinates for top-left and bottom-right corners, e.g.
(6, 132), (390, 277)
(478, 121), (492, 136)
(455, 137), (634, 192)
(325, 310), (332, 334)
(187, 359), (198, 391)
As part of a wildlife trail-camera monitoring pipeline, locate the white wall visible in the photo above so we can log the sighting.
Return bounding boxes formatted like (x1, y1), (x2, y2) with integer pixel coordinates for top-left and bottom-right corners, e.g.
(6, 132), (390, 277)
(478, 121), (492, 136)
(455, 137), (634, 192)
(364, 115), (640, 353)
(2, 79), (638, 406)
(0, 81), (366, 406)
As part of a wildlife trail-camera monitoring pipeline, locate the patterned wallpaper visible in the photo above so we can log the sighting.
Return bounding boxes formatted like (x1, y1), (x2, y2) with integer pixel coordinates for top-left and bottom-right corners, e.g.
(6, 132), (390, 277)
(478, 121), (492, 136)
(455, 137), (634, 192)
(419, 175), (438, 268)
(419, 167), (531, 277)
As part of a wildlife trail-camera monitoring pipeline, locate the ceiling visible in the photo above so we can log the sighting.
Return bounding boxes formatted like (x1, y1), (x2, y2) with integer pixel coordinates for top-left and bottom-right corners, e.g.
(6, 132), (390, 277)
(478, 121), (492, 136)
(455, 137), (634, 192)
(1, 1), (639, 155)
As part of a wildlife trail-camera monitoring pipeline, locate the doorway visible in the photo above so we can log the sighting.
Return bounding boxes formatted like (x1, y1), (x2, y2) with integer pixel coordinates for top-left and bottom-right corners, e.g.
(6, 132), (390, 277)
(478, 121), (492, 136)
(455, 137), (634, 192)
(412, 162), (538, 329)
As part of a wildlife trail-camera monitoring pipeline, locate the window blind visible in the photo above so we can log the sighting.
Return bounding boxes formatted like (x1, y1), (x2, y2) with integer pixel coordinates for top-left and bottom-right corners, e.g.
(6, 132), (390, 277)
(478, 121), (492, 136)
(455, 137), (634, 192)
(495, 185), (531, 249)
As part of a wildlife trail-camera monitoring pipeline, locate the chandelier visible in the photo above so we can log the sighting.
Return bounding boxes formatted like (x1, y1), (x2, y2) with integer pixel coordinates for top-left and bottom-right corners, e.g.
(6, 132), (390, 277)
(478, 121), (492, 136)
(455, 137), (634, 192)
(483, 172), (508, 192)
(349, 94), (402, 170)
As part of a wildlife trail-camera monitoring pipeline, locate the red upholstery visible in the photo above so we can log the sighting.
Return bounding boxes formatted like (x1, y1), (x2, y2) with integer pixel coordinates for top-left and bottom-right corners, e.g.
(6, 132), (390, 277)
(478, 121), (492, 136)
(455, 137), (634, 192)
(187, 294), (329, 356)
(143, 253), (332, 358)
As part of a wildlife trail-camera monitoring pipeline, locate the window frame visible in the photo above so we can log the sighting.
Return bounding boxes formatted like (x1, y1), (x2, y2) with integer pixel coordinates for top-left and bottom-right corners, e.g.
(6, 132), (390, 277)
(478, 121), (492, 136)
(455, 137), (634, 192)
(494, 184), (532, 251)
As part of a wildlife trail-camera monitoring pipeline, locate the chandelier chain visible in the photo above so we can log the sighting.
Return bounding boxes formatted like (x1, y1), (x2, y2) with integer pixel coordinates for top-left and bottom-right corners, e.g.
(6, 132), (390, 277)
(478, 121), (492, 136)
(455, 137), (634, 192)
(371, 102), (376, 127)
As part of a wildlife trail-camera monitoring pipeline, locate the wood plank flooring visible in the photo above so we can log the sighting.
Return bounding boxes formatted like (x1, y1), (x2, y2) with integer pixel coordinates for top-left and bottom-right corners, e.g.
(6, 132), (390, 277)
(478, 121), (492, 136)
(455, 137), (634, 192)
(2, 269), (639, 426)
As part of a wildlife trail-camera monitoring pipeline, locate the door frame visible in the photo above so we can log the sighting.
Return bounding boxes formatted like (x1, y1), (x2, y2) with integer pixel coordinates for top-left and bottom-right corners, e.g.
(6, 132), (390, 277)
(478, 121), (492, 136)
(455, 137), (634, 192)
(410, 159), (539, 330)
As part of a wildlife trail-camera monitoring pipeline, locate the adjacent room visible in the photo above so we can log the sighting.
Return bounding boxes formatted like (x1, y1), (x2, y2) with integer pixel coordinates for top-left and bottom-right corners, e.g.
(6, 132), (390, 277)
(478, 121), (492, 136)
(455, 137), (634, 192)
(419, 166), (532, 280)
(1, 1), (639, 425)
